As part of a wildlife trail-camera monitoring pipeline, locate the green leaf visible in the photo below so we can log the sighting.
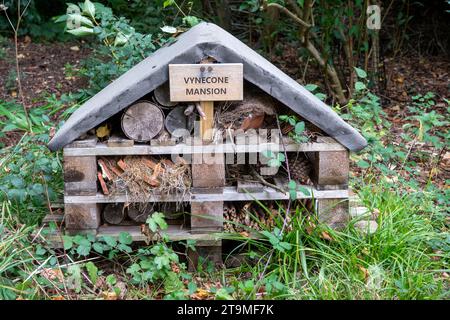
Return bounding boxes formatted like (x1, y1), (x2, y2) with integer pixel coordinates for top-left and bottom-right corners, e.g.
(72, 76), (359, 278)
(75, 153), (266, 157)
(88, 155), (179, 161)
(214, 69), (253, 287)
(76, 238), (91, 256)
(85, 262), (98, 284)
(294, 121), (305, 135)
(288, 180), (297, 190)
(160, 26), (177, 34)
(147, 212), (168, 232)
(92, 242), (104, 254)
(67, 14), (94, 27)
(354, 67), (367, 79)
(163, 0), (175, 8)
(357, 159), (370, 169)
(188, 281), (197, 295)
(114, 33), (130, 46)
(101, 235), (117, 247)
(63, 235), (73, 250)
(215, 288), (234, 300)
(82, 0), (96, 19)
(67, 26), (94, 37)
(106, 274), (117, 286)
(355, 81), (366, 91)
(183, 16), (200, 27)
(118, 232), (133, 245)
(304, 84), (318, 92)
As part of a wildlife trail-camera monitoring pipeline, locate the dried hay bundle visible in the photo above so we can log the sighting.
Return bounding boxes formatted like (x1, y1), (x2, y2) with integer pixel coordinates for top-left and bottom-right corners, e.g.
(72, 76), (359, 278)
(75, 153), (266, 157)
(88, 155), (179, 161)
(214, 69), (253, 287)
(100, 156), (191, 204)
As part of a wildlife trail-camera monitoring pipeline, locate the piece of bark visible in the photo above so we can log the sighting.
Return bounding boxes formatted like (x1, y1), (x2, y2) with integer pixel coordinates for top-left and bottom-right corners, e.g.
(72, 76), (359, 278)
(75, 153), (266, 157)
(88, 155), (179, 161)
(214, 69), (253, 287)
(117, 159), (127, 171)
(121, 101), (165, 142)
(98, 172), (109, 195)
(98, 159), (113, 180)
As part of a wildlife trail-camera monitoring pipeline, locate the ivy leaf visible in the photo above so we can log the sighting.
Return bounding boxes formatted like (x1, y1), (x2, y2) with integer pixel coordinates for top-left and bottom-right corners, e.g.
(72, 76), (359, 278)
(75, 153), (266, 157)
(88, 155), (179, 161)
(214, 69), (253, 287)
(188, 281), (197, 295)
(147, 212), (168, 232)
(354, 67), (367, 79)
(288, 180), (297, 190)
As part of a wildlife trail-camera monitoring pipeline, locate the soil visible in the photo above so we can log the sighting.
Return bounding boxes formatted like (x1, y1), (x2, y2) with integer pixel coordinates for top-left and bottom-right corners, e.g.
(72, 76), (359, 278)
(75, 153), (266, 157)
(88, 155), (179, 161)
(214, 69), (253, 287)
(0, 37), (91, 108)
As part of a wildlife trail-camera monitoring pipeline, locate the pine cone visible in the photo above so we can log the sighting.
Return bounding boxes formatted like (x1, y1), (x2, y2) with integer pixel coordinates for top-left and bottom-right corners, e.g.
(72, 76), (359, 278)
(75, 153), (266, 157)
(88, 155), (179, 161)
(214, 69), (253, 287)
(288, 154), (311, 184)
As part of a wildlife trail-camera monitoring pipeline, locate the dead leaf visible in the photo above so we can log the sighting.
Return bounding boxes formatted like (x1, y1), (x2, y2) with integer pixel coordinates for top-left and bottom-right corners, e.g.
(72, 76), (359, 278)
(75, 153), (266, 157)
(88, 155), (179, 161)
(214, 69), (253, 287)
(70, 46), (80, 52)
(102, 291), (118, 300)
(320, 231), (333, 241)
(96, 124), (111, 139)
(51, 296), (65, 300)
(239, 231), (250, 238)
(41, 268), (64, 283)
(191, 288), (211, 300)
(358, 265), (369, 281)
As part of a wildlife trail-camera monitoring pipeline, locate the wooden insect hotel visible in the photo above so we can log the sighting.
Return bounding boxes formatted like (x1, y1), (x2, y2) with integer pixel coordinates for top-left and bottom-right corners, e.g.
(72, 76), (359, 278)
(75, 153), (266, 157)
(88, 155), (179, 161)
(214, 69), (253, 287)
(48, 23), (367, 269)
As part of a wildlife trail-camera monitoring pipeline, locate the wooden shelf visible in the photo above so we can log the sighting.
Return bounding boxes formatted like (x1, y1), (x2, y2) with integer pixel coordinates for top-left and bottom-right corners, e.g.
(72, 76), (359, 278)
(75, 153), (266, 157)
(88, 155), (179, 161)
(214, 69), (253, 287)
(63, 139), (345, 157)
(64, 185), (348, 204)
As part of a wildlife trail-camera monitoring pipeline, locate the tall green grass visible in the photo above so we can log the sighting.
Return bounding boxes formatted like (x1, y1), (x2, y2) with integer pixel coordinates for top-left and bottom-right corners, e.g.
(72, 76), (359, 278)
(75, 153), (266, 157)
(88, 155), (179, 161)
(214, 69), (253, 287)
(224, 182), (449, 300)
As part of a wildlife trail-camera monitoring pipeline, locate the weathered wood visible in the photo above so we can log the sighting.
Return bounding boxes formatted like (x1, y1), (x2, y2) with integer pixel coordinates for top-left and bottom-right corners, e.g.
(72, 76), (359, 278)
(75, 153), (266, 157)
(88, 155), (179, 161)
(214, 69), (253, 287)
(107, 135), (134, 148)
(200, 101), (214, 141)
(65, 186), (349, 204)
(121, 101), (164, 142)
(63, 155), (97, 196)
(165, 106), (194, 138)
(191, 161), (225, 189)
(127, 204), (153, 223)
(154, 81), (178, 107)
(102, 203), (126, 225)
(311, 148), (349, 190)
(65, 203), (101, 230)
(169, 63), (243, 102)
(66, 136), (97, 148)
(315, 198), (349, 230)
(237, 177), (264, 193)
(63, 141), (346, 156)
(190, 201), (223, 233)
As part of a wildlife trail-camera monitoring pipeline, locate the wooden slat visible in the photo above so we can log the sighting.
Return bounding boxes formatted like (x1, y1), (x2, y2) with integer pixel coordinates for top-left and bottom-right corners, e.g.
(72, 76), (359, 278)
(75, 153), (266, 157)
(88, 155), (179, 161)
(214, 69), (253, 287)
(64, 186), (348, 204)
(63, 141), (346, 156)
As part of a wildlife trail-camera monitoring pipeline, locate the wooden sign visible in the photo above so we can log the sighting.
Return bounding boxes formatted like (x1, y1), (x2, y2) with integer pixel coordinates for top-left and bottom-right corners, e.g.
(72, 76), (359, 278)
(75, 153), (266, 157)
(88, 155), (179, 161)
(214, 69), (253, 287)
(169, 63), (243, 102)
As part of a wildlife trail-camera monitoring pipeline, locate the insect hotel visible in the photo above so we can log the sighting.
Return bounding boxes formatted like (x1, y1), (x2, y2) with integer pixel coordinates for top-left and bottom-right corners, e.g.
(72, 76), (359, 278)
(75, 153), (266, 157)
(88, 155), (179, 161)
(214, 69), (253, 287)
(47, 23), (367, 268)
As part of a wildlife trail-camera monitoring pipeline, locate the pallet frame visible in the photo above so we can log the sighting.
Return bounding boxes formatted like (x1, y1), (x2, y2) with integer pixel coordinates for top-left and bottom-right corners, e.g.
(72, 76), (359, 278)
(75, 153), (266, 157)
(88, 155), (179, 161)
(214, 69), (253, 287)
(61, 136), (350, 269)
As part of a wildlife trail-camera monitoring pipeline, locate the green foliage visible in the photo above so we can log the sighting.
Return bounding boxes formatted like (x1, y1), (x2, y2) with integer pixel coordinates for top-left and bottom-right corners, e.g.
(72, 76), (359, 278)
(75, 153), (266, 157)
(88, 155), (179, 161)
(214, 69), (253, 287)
(279, 115), (308, 143)
(63, 232), (133, 258)
(58, 1), (176, 95)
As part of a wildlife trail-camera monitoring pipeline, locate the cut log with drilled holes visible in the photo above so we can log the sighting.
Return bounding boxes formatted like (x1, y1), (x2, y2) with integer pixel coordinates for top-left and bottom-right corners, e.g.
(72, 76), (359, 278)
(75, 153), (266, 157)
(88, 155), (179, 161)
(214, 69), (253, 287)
(103, 203), (126, 225)
(121, 101), (164, 142)
(127, 205), (153, 223)
(154, 82), (177, 107)
(165, 106), (194, 138)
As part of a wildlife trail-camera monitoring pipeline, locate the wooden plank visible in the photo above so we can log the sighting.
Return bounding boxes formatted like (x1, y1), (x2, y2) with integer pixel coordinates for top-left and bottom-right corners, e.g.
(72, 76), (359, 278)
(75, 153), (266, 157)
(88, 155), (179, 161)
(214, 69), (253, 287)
(200, 101), (214, 141)
(63, 155), (97, 196)
(107, 135), (134, 148)
(63, 141), (346, 156)
(191, 201), (223, 233)
(64, 186), (348, 204)
(97, 225), (220, 242)
(169, 63), (243, 102)
(65, 203), (101, 230)
(311, 150), (349, 190)
(237, 178), (264, 193)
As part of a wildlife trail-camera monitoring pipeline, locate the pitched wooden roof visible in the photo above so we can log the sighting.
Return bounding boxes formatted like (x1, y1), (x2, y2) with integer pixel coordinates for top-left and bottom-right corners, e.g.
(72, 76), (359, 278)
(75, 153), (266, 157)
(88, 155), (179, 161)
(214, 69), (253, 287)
(48, 22), (367, 152)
